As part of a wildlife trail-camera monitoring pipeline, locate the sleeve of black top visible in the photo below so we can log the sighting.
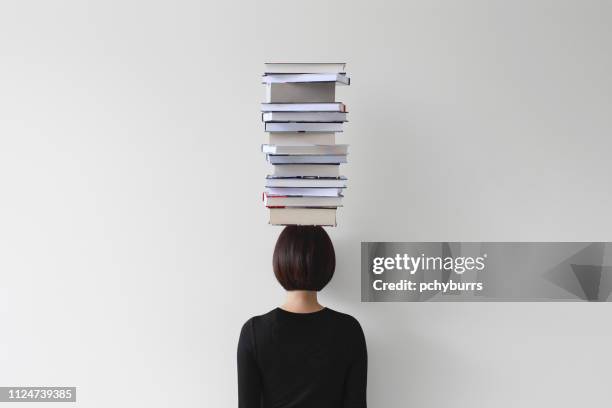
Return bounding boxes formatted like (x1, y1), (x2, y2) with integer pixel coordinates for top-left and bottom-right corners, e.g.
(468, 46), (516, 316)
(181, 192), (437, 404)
(237, 318), (262, 408)
(343, 319), (368, 408)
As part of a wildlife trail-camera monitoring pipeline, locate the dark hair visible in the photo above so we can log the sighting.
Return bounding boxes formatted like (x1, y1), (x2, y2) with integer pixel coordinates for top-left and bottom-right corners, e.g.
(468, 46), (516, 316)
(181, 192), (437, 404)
(273, 226), (336, 291)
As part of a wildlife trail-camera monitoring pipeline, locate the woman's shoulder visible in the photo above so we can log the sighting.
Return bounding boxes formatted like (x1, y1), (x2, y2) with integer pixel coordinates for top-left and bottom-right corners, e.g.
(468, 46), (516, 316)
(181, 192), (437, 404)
(238, 309), (277, 343)
(240, 308), (277, 328)
(324, 308), (364, 330)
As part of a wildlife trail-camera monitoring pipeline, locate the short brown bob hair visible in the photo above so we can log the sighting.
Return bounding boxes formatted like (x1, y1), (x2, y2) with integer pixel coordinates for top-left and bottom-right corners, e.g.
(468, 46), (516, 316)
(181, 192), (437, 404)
(273, 226), (335, 291)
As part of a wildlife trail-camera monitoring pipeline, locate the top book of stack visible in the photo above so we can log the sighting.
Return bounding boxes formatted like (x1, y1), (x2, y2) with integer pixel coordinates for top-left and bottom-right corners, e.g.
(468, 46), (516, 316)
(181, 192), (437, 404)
(264, 62), (346, 74)
(262, 63), (350, 104)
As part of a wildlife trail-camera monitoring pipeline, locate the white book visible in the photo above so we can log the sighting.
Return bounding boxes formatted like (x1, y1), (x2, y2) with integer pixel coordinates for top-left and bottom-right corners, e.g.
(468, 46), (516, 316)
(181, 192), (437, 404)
(263, 112), (347, 122)
(264, 194), (343, 207)
(269, 208), (337, 226)
(268, 155), (347, 164)
(265, 177), (347, 188)
(261, 103), (346, 112)
(266, 83), (335, 103)
(265, 187), (343, 197)
(265, 122), (343, 132)
(273, 164), (339, 178)
(264, 63), (346, 74)
(262, 144), (348, 155)
(263, 73), (350, 85)
(268, 132), (335, 145)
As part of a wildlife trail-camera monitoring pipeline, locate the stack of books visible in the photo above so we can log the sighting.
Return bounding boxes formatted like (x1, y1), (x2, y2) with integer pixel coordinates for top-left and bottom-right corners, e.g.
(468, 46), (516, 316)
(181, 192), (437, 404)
(261, 63), (350, 226)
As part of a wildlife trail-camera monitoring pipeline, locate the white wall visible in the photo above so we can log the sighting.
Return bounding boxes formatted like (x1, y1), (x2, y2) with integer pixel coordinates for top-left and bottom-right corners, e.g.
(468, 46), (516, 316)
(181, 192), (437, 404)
(1, 1), (612, 407)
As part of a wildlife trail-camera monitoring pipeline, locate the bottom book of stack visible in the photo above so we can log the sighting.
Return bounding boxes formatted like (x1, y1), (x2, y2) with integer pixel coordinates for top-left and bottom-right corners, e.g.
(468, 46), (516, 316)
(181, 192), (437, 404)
(268, 207), (338, 226)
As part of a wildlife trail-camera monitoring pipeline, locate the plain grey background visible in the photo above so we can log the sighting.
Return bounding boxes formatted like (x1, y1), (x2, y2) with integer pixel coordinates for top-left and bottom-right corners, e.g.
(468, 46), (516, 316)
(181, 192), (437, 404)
(1, 0), (611, 407)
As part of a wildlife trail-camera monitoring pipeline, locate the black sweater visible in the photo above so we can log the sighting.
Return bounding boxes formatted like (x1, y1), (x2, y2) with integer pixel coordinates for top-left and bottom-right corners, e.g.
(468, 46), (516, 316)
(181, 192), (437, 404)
(237, 307), (367, 408)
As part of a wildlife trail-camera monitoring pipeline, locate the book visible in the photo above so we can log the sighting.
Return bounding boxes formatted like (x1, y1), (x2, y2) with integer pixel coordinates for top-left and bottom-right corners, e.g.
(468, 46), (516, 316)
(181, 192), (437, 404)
(264, 63), (346, 74)
(263, 73), (350, 85)
(268, 132), (335, 145)
(265, 187), (343, 197)
(261, 103), (346, 112)
(262, 144), (348, 155)
(263, 111), (347, 122)
(273, 164), (339, 177)
(265, 177), (347, 188)
(266, 83), (335, 103)
(265, 122), (343, 132)
(264, 194), (343, 207)
(269, 207), (337, 226)
(267, 155), (347, 164)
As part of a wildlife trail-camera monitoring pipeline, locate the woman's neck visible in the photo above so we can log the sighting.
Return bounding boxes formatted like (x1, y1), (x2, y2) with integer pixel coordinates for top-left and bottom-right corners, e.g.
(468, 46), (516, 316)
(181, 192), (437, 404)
(281, 291), (324, 313)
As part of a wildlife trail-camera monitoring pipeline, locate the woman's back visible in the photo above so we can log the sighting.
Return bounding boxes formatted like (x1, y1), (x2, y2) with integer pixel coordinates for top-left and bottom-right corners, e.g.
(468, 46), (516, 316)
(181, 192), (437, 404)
(238, 307), (367, 408)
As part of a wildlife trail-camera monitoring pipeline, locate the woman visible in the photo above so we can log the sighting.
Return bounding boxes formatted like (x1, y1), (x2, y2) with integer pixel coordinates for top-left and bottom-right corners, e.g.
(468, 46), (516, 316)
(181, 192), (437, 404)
(237, 225), (368, 408)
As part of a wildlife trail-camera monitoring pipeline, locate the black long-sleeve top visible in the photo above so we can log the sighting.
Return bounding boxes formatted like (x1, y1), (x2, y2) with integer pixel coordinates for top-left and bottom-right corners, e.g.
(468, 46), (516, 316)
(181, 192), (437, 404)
(237, 307), (367, 408)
